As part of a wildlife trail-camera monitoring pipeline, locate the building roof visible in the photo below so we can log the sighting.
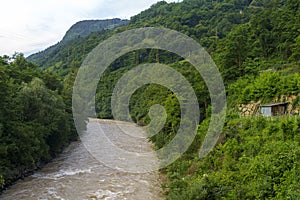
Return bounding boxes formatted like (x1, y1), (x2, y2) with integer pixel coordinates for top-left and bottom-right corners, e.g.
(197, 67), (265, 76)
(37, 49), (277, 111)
(260, 102), (288, 107)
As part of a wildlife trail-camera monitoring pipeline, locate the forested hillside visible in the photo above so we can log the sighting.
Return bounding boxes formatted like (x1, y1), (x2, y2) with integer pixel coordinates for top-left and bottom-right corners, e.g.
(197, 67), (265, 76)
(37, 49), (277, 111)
(28, 0), (300, 83)
(1, 0), (300, 198)
(0, 54), (77, 191)
(27, 19), (129, 73)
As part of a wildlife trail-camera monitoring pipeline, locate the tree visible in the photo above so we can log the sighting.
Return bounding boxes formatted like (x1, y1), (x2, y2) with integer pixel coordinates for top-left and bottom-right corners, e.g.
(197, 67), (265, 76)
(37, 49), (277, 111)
(290, 35), (300, 61)
(215, 24), (251, 82)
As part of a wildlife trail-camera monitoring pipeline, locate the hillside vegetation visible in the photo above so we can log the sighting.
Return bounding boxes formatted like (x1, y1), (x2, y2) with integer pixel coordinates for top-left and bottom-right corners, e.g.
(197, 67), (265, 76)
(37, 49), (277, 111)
(27, 19), (129, 72)
(1, 0), (300, 198)
(0, 54), (77, 190)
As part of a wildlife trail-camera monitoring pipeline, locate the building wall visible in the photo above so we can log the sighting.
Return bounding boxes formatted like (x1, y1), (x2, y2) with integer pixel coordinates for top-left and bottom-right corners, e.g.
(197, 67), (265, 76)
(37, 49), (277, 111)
(261, 107), (272, 116)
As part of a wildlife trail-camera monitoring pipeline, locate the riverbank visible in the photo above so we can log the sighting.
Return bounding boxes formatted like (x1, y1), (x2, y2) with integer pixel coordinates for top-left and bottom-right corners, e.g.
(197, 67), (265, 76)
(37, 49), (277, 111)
(0, 139), (75, 195)
(1, 119), (164, 199)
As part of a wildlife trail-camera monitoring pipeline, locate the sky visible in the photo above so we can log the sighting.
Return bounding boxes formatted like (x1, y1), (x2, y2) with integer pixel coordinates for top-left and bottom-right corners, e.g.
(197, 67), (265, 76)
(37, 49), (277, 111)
(0, 0), (180, 56)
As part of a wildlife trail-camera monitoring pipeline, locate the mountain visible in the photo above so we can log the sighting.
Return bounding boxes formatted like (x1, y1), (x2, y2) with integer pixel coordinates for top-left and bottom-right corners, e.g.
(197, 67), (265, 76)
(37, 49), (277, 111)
(11, 0), (300, 198)
(62, 19), (129, 42)
(27, 19), (129, 70)
(26, 0), (261, 75)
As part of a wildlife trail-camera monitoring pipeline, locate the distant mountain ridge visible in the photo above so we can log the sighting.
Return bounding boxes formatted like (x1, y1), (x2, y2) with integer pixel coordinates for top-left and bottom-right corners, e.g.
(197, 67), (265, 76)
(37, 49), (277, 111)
(62, 19), (129, 42)
(27, 18), (129, 67)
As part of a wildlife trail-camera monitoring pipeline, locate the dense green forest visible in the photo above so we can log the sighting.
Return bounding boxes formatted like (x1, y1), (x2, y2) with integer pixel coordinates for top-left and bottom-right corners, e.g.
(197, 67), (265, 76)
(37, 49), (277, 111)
(164, 115), (300, 199)
(27, 19), (129, 72)
(0, 54), (77, 190)
(1, 0), (300, 198)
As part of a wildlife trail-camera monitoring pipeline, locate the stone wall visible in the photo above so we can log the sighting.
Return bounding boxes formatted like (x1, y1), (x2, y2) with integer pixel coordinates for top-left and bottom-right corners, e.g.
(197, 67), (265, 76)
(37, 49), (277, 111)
(237, 94), (300, 117)
(276, 94), (300, 115)
(237, 101), (261, 117)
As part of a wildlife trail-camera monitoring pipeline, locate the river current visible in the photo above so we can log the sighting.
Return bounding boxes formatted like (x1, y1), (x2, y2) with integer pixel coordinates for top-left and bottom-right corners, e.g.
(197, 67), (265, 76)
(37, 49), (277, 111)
(1, 120), (163, 200)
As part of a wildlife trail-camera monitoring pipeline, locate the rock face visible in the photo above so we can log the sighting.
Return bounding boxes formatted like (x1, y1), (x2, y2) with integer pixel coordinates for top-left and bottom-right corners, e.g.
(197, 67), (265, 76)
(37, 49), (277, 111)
(238, 94), (300, 117)
(62, 19), (129, 42)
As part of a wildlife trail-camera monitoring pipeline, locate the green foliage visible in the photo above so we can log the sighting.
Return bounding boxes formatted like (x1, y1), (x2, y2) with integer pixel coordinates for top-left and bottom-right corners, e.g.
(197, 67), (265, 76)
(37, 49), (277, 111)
(9, 0), (300, 198)
(0, 54), (76, 191)
(212, 0), (300, 83)
(229, 72), (300, 104)
(290, 35), (300, 62)
(28, 0), (299, 87)
(164, 116), (300, 199)
(27, 29), (113, 74)
(214, 24), (252, 81)
(27, 19), (129, 72)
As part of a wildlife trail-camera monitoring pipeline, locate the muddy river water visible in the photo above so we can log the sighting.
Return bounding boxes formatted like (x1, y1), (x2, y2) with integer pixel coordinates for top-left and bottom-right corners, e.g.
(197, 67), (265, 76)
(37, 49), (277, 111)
(1, 120), (163, 200)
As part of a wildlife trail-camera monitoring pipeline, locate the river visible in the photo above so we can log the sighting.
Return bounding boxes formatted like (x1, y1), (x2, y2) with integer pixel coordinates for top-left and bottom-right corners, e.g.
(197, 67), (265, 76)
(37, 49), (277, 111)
(0, 120), (163, 200)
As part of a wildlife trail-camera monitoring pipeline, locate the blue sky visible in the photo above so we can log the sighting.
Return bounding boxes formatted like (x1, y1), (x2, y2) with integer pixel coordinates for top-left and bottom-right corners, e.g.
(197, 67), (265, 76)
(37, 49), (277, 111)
(0, 0), (180, 56)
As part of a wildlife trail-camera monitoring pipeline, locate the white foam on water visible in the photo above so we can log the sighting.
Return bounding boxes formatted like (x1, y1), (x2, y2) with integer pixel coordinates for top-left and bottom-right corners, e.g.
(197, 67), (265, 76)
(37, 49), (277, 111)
(44, 187), (66, 200)
(32, 168), (93, 180)
(1, 123), (163, 200)
(53, 168), (92, 178)
(88, 189), (122, 200)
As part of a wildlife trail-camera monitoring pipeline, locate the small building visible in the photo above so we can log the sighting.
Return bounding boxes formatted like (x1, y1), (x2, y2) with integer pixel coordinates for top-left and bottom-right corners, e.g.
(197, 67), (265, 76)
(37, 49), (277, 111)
(260, 102), (288, 116)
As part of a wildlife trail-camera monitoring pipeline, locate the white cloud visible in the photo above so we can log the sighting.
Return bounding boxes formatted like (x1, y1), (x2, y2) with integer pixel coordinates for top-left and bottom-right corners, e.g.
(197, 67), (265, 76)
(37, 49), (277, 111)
(0, 0), (180, 56)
